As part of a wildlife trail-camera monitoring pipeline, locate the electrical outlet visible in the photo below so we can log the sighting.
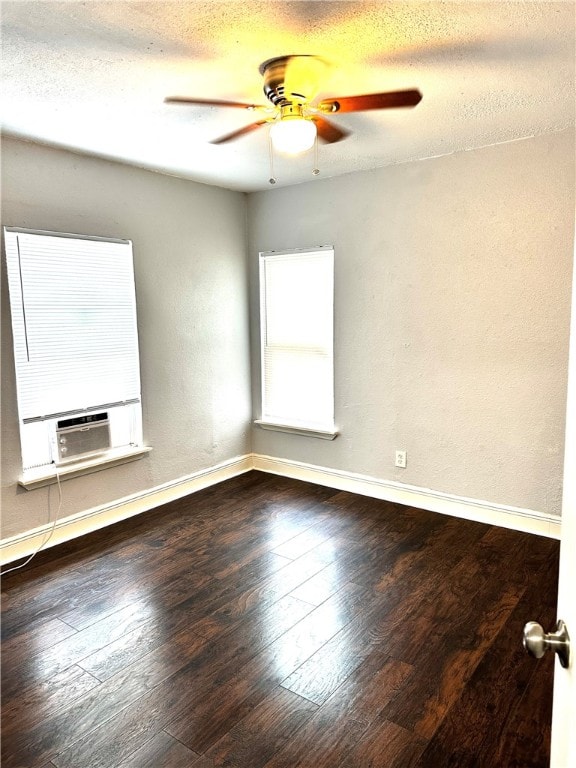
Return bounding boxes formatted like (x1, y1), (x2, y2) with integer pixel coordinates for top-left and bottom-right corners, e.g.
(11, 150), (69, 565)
(395, 450), (407, 468)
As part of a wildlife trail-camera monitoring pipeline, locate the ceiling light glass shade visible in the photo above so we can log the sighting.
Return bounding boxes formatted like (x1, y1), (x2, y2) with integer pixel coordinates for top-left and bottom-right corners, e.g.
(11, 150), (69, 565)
(270, 118), (317, 155)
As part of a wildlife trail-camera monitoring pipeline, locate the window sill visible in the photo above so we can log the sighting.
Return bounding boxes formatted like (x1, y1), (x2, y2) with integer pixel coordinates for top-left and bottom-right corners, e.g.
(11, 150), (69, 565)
(254, 420), (338, 440)
(19, 446), (153, 490)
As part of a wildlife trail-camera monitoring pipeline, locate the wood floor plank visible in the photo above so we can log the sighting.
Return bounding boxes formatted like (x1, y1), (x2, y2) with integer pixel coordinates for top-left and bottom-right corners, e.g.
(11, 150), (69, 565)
(1, 625), (208, 768)
(164, 580), (369, 753)
(339, 511), (456, 589)
(278, 608), (380, 705)
(194, 687), (318, 768)
(50, 661), (216, 768)
(1, 568), (100, 641)
(271, 520), (342, 561)
(1, 471), (560, 768)
(76, 600), (217, 681)
(279, 519), (489, 707)
(1, 541), (167, 636)
(394, 527), (550, 664)
(371, 513), (487, 594)
(263, 653), (413, 767)
(55, 553), (213, 631)
(199, 590), (319, 660)
(0, 664), (101, 736)
(490, 663), (555, 768)
(2, 600), (155, 700)
(288, 562), (343, 605)
(0, 616), (78, 661)
(212, 550), (291, 582)
(116, 731), (200, 768)
(381, 589), (523, 739)
(348, 718), (427, 768)
(196, 543), (339, 630)
(200, 507), (344, 578)
(48, 589), (328, 767)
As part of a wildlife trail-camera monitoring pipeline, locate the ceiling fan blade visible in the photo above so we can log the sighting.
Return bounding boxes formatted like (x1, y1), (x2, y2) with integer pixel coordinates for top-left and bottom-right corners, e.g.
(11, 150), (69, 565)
(313, 116), (350, 144)
(318, 89), (422, 113)
(165, 97), (263, 110)
(284, 55), (326, 103)
(210, 120), (269, 145)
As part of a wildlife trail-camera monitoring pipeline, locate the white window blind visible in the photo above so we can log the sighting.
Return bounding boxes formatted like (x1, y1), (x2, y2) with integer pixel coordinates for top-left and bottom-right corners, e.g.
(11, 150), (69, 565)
(4, 229), (141, 421)
(259, 247), (334, 432)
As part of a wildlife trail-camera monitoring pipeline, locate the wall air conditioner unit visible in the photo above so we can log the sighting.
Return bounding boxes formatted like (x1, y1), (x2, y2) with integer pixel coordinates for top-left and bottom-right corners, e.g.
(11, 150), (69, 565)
(54, 412), (111, 464)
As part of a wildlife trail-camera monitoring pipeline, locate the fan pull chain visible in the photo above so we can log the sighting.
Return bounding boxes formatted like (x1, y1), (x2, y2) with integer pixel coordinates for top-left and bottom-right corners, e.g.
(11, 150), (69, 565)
(268, 133), (276, 185)
(312, 133), (320, 176)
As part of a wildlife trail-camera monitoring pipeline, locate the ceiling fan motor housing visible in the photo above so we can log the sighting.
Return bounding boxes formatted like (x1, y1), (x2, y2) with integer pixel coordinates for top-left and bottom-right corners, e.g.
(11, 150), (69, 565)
(260, 56), (307, 106)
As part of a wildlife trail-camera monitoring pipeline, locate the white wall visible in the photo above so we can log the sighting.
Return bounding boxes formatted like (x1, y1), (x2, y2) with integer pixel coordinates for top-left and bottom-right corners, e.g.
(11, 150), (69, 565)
(248, 130), (575, 517)
(1, 137), (252, 540)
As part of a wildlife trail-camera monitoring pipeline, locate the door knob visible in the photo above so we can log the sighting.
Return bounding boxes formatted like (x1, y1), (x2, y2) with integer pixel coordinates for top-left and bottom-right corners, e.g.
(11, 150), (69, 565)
(523, 619), (570, 668)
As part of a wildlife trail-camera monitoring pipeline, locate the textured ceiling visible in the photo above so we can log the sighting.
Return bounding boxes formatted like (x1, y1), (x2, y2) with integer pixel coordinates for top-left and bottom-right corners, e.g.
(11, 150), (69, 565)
(1, 1), (574, 192)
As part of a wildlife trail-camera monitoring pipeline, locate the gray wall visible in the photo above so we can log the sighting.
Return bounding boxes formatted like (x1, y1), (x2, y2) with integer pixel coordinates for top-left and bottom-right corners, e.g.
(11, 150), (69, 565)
(1, 137), (252, 539)
(2, 129), (574, 542)
(248, 129), (575, 517)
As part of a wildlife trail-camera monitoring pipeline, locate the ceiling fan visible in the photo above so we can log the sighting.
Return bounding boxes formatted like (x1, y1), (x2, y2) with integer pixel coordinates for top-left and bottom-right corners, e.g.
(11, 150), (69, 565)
(165, 55), (422, 155)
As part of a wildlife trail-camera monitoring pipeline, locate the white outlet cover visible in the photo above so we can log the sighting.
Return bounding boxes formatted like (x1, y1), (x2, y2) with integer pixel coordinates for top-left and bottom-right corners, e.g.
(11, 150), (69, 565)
(395, 451), (407, 468)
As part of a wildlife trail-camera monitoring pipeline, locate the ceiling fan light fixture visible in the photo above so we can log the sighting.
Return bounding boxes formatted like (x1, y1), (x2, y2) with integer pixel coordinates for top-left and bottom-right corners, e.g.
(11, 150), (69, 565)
(269, 117), (317, 155)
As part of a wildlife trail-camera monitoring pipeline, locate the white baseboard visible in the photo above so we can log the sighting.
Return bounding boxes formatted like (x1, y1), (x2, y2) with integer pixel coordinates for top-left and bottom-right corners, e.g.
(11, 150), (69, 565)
(0, 454), (253, 565)
(252, 454), (562, 540)
(2, 451), (560, 566)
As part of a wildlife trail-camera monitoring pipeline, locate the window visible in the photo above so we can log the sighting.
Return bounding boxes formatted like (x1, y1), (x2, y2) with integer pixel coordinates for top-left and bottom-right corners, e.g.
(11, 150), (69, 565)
(257, 247), (336, 439)
(4, 227), (145, 481)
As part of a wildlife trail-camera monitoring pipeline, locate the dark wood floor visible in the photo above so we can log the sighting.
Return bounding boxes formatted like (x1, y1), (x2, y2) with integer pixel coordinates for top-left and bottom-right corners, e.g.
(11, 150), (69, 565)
(1, 470), (559, 768)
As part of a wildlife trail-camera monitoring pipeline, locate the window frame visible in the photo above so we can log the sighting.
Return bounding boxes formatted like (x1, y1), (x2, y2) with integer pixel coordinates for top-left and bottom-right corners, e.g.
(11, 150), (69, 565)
(256, 246), (337, 440)
(4, 226), (146, 482)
